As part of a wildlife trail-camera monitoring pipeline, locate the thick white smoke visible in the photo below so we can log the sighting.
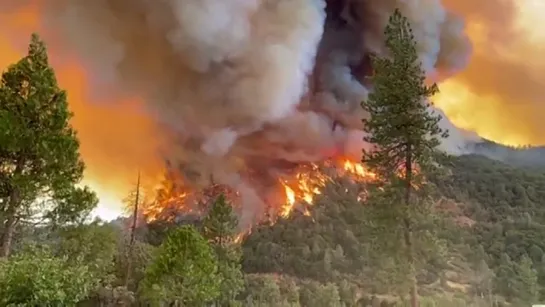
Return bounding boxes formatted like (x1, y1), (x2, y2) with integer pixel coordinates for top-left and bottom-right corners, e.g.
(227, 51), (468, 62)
(31, 0), (471, 225)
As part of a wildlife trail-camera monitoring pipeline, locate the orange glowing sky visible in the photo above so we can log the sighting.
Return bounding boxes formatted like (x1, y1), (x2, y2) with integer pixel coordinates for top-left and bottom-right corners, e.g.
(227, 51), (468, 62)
(0, 1), (544, 219)
(0, 3), (165, 219)
(436, 0), (545, 146)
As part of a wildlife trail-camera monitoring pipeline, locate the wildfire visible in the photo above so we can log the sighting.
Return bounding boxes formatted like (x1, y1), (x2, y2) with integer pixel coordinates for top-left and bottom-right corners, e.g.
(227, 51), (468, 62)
(278, 158), (378, 217)
(140, 157), (376, 227)
(342, 160), (378, 180)
(142, 176), (241, 223)
(280, 183), (296, 217)
(8, 1), (543, 228)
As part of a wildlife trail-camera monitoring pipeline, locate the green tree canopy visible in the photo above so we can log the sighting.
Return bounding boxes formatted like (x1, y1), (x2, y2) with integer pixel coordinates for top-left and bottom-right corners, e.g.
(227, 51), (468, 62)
(0, 33), (97, 257)
(360, 8), (448, 307)
(0, 246), (95, 306)
(56, 221), (119, 283)
(139, 225), (221, 305)
(202, 194), (244, 305)
(361, 9), (447, 181)
(202, 194), (239, 244)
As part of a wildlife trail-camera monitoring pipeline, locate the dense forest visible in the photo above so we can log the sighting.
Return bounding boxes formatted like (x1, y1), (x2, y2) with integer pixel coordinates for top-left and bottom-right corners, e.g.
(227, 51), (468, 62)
(240, 153), (545, 306)
(2, 12), (545, 307)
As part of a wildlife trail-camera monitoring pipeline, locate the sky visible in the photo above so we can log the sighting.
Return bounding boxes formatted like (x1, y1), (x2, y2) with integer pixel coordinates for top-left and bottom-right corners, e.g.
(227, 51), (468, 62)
(0, 0), (544, 220)
(434, 0), (545, 146)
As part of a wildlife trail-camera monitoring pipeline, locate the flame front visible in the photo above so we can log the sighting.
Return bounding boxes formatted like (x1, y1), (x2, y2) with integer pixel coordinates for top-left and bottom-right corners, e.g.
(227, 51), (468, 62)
(281, 183), (296, 217)
(343, 160), (377, 180)
(276, 158), (377, 219)
(140, 158), (377, 224)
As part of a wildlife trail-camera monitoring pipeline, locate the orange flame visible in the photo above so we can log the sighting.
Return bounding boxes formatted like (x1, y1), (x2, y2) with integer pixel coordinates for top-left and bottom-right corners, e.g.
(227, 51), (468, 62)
(343, 160), (377, 180)
(277, 158), (377, 218)
(281, 182), (296, 217)
(139, 157), (377, 225)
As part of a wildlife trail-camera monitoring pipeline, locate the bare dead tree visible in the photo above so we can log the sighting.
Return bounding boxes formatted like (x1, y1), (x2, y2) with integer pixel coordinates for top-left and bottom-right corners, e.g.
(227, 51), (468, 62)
(124, 171), (141, 288)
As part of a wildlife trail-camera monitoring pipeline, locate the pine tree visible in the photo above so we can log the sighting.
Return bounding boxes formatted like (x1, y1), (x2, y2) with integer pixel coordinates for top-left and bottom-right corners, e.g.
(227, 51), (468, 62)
(0, 34), (97, 257)
(361, 9), (448, 307)
(202, 194), (244, 306)
(513, 255), (539, 304)
(140, 225), (221, 305)
(202, 194), (238, 246)
(494, 253), (516, 300)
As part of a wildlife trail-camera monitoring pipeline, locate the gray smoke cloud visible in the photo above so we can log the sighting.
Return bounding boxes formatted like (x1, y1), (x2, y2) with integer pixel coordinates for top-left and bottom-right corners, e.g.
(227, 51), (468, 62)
(27, 0), (472, 225)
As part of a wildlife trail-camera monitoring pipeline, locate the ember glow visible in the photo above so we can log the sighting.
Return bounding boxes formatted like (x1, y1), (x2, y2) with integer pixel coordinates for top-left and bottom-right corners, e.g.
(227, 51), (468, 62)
(0, 0), (543, 223)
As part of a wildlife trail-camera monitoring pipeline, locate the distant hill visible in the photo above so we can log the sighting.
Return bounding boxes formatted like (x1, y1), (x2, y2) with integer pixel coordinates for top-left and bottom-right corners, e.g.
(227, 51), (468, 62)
(466, 139), (545, 167)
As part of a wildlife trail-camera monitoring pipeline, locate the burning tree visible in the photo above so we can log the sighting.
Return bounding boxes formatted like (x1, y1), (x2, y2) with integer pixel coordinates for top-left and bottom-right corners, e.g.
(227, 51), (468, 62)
(142, 158), (377, 227)
(361, 9), (448, 307)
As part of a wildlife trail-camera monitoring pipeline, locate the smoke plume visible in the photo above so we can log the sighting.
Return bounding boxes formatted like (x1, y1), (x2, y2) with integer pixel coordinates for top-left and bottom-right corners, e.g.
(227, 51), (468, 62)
(3, 0), (473, 224)
(436, 0), (545, 146)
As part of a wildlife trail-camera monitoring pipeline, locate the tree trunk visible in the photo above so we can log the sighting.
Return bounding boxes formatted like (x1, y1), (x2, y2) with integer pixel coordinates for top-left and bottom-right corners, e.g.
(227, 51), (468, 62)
(403, 145), (418, 307)
(0, 214), (16, 258)
(0, 159), (24, 258)
(0, 183), (21, 258)
(124, 172), (141, 288)
(402, 217), (417, 307)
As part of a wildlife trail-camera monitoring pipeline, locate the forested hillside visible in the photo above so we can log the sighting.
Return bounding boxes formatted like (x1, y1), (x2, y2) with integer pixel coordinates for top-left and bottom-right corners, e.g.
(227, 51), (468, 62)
(4, 152), (544, 306)
(236, 153), (545, 306)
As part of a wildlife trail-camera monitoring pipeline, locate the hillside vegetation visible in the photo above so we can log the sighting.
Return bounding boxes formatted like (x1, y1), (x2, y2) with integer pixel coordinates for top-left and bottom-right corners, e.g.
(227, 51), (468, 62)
(239, 154), (545, 306)
(4, 152), (545, 306)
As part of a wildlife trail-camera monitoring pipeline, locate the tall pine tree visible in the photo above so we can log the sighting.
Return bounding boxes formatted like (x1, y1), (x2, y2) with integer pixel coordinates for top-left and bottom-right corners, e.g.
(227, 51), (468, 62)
(202, 194), (244, 306)
(361, 9), (448, 307)
(0, 34), (97, 257)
